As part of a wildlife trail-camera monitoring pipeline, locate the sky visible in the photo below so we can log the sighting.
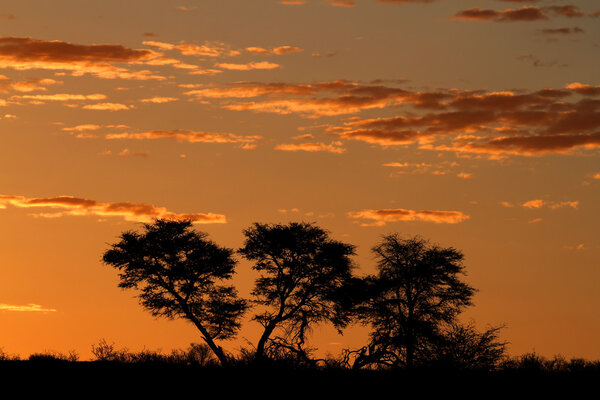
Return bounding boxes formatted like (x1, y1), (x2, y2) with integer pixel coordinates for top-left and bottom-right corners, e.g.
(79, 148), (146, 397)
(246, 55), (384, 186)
(0, 0), (599, 361)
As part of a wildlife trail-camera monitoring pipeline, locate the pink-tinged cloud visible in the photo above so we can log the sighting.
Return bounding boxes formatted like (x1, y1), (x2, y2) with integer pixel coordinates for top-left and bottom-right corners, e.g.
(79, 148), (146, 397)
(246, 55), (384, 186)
(140, 96), (178, 103)
(348, 208), (470, 226)
(452, 7), (547, 22)
(275, 141), (346, 154)
(82, 102), (130, 111)
(106, 129), (260, 144)
(0, 303), (56, 312)
(0, 195), (226, 224)
(215, 61), (280, 71)
(0, 37), (165, 80)
(280, 0), (306, 4)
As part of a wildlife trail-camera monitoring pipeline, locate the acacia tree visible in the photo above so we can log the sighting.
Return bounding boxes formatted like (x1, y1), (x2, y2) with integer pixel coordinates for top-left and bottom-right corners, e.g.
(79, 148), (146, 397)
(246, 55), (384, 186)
(352, 234), (476, 369)
(102, 219), (248, 366)
(239, 222), (356, 363)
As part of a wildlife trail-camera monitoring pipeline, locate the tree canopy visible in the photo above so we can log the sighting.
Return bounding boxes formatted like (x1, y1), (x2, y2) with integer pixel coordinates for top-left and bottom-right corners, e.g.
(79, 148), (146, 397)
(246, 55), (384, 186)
(102, 219), (248, 366)
(239, 222), (356, 363)
(352, 234), (476, 369)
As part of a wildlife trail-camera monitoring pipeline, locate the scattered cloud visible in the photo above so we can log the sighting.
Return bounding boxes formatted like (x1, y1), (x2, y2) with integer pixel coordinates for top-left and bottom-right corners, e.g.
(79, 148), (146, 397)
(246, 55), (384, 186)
(328, 0), (355, 7)
(0, 303), (56, 312)
(17, 93), (106, 101)
(143, 40), (239, 57)
(246, 46), (303, 55)
(215, 61), (280, 71)
(106, 129), (260, 144)
(348, 208), (470, 226)
(378, 0), (437, 4)
(280, 0), (306, 4)
(0, 194), (226, 224)
(565, 82), (600, 96)
(82, 102), (130, 111)
(140, 96), (178, 103)
(452, 5), (585, 22)
(540, 27), (584, 35)
(275, 141), (346, 153)
(0, 37), (165, 80)
(522, 199), (579, 209)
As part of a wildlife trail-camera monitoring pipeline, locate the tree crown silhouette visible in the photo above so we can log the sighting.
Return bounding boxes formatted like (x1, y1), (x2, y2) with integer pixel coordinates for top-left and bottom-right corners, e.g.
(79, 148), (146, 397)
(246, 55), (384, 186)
(102, 218), (248, 366)
(239, 221), (356, 362)
(352, 234), (476, 369)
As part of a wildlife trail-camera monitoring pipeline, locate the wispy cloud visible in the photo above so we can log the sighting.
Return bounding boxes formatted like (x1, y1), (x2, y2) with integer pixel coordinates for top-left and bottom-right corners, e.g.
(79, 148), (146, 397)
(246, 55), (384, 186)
(0, 195), (226, 224)
(348, 208), (470, 226)
(106, 129), (260, 144)
(275, 141), (346, 153)
(0, 303), (56, 312)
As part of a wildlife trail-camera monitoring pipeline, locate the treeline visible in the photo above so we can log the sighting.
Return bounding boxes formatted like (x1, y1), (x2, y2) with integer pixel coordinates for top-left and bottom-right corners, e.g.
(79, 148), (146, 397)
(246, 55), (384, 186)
(96, 218), (517, 371)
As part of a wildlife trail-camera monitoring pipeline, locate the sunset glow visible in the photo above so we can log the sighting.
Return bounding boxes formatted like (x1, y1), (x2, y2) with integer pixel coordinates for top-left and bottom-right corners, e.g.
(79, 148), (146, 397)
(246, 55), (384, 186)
(0, 0), (598, 361)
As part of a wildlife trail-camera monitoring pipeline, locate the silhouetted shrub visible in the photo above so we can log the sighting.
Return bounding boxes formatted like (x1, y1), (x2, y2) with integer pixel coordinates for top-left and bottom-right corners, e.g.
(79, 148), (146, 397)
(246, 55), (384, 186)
(28, 350), (78, 362)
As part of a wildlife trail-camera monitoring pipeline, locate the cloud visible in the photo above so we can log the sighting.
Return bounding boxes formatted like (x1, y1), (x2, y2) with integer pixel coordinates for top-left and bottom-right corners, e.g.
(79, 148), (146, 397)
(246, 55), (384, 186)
(566, 83), (600, 96)
(0, 77), (61, 93)
(106, 129), (260, 144)
(378, 0), (436, 4)
(593, 173), (600, 179)
(215, 61), (280, 71)
(540, 27), (584, 35)
(522, 199), (579, 209)
(328, 0), (355, 7)
(140, 96), (178, 103)
(0, 37), (165, 80)
(428, 133), (600, 157)
(348, 208), (470, 226)
(452, 6), (547, 22)
(62, 124), (102, 132)
(0, 303), (56, 312)
(546, 6), (584, 18)
(82, 102), (130, 111)
(0, 194), (226, 224)
(17, 93), (106, 101)
(246, 46), (303, 55)
(280, 0), (306, 4)
(274, 141), (346, 153)
(142, 40), (239, 57)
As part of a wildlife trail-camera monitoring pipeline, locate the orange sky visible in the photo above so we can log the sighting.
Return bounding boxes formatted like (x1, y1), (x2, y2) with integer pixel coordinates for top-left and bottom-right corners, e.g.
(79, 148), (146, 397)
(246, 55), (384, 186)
(0, 0), (599, 360)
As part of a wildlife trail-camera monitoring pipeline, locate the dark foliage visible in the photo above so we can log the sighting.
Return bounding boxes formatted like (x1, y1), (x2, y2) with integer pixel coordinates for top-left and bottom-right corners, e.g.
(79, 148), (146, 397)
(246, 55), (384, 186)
(239, 222), (356, 362)
(102, 219), (248, 366)
(351, 234), (477, 369)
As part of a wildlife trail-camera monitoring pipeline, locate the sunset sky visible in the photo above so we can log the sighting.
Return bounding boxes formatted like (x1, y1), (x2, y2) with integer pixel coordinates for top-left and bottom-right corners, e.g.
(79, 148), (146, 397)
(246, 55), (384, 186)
(0, 0), (599, 360)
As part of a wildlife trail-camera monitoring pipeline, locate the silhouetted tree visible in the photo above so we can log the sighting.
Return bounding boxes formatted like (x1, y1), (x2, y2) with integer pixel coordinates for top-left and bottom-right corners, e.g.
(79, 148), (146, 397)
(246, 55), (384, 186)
(239, 222), (356, 363)
(102, 219), (248, 366)
(352, 234), (475, 369)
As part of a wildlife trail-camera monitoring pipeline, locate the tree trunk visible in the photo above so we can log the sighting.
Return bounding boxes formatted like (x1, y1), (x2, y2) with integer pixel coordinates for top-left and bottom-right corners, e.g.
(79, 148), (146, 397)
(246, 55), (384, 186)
(254, 319), (279, 361)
